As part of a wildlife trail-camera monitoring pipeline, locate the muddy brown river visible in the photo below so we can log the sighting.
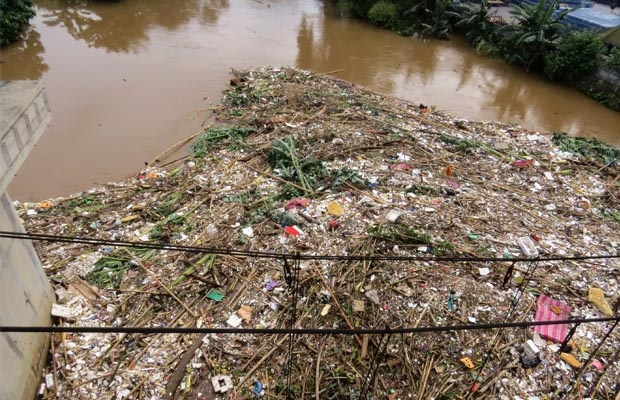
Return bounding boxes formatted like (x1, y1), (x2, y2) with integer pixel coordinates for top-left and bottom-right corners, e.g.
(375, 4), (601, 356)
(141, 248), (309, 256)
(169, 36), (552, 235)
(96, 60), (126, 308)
(1, 0), (618, 201)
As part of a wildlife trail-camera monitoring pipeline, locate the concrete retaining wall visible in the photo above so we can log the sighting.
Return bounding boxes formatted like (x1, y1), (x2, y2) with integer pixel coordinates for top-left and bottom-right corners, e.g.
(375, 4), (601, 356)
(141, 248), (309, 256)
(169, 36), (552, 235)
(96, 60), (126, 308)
(592, 66), (620, 94)
(574, 65), (620, 108)
(0, 193), (54, 400)
(1, 80), (54, 400)
(0, 81), (51, 193)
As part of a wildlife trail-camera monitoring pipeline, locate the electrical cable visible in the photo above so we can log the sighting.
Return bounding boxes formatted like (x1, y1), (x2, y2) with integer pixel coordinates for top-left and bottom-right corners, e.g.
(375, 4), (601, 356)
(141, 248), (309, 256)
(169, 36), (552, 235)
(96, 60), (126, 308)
(1, 316), (617, 335)
(3, 228), (618, 397)
(1, 230), (618, 263)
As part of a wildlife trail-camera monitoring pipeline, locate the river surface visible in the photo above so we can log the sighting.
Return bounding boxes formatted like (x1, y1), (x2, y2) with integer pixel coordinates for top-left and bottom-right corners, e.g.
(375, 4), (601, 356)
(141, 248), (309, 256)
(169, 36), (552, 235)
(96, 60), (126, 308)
(1, 0), (618, 201)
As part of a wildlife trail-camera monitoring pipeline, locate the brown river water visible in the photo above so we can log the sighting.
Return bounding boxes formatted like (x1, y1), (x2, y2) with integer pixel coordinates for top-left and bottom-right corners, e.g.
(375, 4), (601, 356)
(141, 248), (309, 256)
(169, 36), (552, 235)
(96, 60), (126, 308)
(1, 0), (618, 201)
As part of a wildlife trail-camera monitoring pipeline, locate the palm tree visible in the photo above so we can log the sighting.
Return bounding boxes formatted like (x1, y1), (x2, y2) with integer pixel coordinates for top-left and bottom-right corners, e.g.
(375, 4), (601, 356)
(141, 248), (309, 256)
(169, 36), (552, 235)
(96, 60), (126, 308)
(405, 0), (459, 39)
(498, 0), (568, 72)
(456, 0), (494, 45)
(423, 0), (461, 39)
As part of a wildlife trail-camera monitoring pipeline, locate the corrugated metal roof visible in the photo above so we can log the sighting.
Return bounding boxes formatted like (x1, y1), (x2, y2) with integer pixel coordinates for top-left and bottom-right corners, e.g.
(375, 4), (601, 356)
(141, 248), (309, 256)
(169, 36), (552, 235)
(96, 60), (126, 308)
(564, 8), (620, 30)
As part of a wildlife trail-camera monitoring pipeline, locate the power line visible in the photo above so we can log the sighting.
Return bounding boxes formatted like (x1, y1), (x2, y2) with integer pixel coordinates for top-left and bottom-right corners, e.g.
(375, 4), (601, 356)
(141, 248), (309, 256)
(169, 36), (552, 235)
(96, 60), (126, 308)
(0, 230), (283, 259)
(2, 232), (618, 398)
(1, 316), (617, 335)
(1, 230), (618, 263)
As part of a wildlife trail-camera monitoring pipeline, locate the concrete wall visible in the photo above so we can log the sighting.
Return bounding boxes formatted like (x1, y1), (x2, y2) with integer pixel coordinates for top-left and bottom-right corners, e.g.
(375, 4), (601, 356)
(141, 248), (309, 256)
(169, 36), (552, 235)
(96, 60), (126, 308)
(0, 193), (54, 400)
(573, 65), (620, 110)
(593, 66), (620, 95)
(576, 65), (620, 95)
(0, 81), (51, 193)
(0, 80), (54, 400)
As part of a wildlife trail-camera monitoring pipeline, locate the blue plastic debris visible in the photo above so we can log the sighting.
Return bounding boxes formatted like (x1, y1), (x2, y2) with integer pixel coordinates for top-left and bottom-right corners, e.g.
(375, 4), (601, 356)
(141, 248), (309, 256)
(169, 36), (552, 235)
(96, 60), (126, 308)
(252, 381), (264, 395)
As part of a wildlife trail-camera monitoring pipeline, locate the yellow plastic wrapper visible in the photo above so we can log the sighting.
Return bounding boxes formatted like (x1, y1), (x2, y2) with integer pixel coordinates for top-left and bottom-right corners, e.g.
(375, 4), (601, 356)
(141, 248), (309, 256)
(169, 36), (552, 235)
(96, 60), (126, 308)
(588, 287), (613, 317)
(327, 201), (344, 217)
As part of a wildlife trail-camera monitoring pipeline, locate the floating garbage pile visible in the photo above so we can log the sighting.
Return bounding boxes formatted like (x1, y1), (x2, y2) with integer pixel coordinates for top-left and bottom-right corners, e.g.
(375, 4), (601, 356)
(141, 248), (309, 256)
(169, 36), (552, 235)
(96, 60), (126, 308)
(18, 67), (620, 400)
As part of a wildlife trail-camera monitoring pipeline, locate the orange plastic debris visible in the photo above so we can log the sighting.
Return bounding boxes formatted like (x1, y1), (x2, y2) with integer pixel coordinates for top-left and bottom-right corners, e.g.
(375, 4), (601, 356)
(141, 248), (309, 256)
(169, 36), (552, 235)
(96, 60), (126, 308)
(549, 305), (562, 315)
(460, 357), (474, 369)
(560, 352), (581, 368)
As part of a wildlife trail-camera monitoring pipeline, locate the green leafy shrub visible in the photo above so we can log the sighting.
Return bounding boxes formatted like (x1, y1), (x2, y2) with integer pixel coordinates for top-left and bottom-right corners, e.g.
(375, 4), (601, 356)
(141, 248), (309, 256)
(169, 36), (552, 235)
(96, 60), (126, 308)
(269, 135), (324, 193)
(544, 30), (605, 83)
(337, 0), (377, 18)
(474, 38), (501, 57)
(86, 257), (131, 289)
(497, 0), (567, 72)
(398, 26), (415, 36)
(192, 126), (254, 157)
(403, 0), (459, 39)
(608, 47), (620, 74)
(585, 90), (620, 112)
(457, 0), (493, 44)
(552, 131), (620, 163)
(368, 1), (398, 29)
(0, 0), (35, 47)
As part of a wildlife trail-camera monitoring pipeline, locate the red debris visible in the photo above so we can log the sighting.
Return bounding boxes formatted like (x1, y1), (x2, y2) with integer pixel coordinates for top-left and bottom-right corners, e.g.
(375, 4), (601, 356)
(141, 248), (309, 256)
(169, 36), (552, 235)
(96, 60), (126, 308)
(513, 159), (534, 168)
(391, 163), (413, 171)
(284, 226), (303, 236)
(284, 198), (311, 210)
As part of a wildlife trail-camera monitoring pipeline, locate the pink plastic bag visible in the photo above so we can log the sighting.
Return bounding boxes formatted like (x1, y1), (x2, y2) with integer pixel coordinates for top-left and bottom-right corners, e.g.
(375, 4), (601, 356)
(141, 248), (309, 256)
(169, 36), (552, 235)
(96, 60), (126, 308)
(534, 295), (571, 343)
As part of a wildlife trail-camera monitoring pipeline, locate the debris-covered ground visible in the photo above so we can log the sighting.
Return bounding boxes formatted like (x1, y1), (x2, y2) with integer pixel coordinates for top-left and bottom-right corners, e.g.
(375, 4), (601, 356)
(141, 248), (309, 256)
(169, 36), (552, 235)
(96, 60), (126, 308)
(18, 67), (620, 400)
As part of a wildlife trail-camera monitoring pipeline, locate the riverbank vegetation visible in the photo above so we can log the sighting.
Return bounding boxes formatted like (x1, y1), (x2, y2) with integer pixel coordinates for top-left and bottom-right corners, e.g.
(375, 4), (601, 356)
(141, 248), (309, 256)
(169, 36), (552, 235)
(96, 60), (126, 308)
(334, 0), (620, 111)
(544, 31), (605, 82)
(0, 0), (35, 47)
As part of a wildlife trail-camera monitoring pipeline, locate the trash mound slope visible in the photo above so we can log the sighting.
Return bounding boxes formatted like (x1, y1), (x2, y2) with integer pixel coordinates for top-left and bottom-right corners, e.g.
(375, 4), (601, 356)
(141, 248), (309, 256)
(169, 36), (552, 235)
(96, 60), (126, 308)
(18, 67), (620, 399)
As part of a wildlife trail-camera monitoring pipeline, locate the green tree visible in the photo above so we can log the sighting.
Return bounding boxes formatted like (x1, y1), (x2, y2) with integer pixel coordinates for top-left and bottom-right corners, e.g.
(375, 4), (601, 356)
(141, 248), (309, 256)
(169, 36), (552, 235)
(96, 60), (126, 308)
(337, 0), (378, 18)
(498, 0), (568, 72)
(368, 1), (399, 29)
(544, 30), (605, 82)
(0, 0), (36, 47)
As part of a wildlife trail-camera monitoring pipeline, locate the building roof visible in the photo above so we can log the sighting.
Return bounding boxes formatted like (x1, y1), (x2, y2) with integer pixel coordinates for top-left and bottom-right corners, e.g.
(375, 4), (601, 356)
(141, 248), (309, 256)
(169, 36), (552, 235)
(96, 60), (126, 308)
(564, 8), (620, 30)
